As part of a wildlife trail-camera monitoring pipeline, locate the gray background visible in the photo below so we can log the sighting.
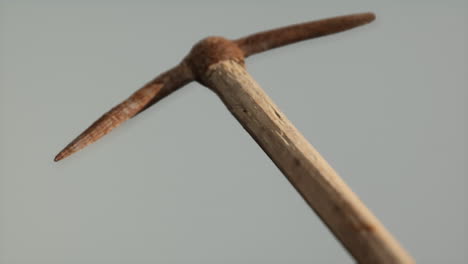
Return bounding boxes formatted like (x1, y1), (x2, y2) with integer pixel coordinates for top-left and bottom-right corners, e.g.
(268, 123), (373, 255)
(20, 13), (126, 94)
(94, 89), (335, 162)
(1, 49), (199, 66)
(1, 0), (467, 263)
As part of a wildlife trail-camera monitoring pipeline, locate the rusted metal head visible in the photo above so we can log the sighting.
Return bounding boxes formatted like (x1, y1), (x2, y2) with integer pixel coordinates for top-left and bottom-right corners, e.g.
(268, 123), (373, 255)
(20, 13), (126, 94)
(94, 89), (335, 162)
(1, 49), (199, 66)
(54, 12), (375, 162)
(185, 36), (245, 84)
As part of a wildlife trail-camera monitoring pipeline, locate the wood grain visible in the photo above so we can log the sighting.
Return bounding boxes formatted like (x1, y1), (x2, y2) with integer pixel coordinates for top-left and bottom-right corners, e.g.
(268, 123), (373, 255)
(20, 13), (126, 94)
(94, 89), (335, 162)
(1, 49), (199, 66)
(204, 60), (414, 264)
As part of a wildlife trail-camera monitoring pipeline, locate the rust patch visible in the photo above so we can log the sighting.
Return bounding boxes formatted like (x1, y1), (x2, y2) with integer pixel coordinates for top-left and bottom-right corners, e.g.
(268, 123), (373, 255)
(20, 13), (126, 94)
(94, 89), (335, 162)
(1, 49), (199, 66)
(185, 36), (245, 84)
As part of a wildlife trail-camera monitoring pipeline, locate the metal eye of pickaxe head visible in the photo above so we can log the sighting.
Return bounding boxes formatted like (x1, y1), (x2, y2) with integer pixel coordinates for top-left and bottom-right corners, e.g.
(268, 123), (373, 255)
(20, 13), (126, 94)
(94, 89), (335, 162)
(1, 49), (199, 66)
(54, 13), (414, 263)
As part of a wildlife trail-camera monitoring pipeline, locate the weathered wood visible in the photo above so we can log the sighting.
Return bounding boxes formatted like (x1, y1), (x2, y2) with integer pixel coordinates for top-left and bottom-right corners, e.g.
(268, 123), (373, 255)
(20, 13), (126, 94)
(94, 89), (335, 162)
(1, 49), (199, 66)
(204, 60), (414, 264)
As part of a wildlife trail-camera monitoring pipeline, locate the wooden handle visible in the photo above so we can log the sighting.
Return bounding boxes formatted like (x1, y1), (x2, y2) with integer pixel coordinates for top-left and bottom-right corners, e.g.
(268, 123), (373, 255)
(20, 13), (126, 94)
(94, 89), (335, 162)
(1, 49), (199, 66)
(203, 60), (414, 263)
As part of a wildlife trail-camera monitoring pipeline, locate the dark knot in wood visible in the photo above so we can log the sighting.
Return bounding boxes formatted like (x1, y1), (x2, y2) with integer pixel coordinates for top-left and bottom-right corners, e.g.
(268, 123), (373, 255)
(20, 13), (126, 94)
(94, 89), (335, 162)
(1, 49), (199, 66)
(185, 36), (245, 84)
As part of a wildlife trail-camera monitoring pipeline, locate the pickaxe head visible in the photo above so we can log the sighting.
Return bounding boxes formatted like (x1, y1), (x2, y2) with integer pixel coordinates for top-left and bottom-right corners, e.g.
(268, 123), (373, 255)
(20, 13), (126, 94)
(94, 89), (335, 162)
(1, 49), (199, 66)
(54, 12), (375, 162)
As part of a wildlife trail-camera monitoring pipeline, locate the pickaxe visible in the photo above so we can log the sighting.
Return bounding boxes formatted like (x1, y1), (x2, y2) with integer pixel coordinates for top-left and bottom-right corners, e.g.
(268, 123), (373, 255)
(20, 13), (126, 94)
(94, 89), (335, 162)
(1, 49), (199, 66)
(55, 12), (414, 263)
